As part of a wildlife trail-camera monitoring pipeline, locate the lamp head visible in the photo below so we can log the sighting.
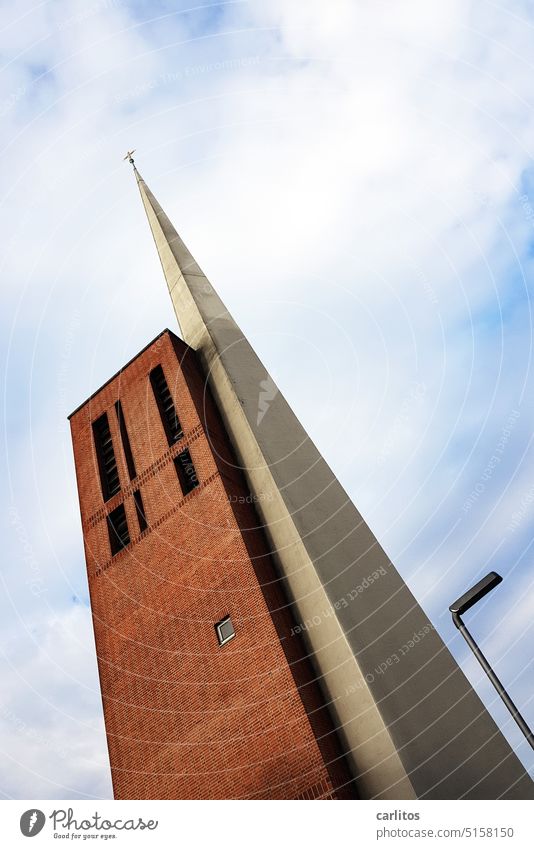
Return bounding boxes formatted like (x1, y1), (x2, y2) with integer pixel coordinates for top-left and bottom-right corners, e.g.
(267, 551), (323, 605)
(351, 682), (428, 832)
(449, 571), (503, 618)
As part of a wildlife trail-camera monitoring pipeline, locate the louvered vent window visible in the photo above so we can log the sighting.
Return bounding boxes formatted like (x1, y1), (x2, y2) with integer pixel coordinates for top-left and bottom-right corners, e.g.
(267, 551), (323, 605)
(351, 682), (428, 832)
(149, 365), (182, 445)
(174, 448), (199, 495)
(133, 489), (148, 533)
(92, 413), (121, 502)
(107, 504), (130, 555)
(115, 400), (137, 480)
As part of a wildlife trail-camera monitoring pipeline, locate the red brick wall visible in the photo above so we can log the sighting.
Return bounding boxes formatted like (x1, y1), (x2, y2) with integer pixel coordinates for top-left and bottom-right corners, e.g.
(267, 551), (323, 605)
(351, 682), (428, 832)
(70, 329), (355, 800)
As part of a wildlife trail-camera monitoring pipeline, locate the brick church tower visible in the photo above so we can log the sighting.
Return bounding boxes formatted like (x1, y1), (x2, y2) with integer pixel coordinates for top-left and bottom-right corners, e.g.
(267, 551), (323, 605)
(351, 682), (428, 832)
(69, 329), (353, 799)
(71, 330), (354, 799)
(69, 155), (533, 800)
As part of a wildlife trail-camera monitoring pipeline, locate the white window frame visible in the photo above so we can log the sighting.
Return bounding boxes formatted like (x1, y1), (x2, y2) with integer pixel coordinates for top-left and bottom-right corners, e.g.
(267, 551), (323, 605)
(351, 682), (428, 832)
(215, 616), (235, 647)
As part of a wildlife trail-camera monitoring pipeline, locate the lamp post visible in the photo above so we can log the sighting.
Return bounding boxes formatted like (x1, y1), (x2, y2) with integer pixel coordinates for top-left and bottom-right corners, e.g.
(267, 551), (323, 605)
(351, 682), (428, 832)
(449, 571), (534, 750)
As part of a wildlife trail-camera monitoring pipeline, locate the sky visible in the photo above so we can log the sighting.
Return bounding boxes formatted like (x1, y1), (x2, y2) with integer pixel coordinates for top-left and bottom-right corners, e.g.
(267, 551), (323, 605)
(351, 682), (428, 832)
(1, 0), (534, 798)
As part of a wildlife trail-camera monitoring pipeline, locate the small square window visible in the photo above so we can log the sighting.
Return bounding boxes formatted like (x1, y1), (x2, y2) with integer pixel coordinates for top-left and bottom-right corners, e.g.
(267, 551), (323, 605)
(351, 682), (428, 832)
(215, 616), (235, 647)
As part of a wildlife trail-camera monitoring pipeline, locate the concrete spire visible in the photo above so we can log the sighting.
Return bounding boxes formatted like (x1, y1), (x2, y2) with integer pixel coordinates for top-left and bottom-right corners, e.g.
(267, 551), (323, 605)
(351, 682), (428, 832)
(132, 164), (533, 800)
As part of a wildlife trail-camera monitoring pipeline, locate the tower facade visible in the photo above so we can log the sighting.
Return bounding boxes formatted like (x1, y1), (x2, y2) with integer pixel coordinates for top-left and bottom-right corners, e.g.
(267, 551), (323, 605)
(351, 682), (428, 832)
(69, 329), (354, 799)
(69, 162), (533, 800)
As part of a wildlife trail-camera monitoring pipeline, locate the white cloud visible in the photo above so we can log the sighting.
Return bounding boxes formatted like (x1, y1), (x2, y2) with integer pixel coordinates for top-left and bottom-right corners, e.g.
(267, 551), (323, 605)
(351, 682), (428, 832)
(0, 606), (112, 798)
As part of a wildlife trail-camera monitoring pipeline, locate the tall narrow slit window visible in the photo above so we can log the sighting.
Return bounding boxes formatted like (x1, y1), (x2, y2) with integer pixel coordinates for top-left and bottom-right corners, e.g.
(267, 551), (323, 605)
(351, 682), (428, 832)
(114, 400), (137, 480)
(133, 489), (148, 533)
(174, 448), (199, 495)
(92, 412), (121, 501)
(150, 364), (182, 445)
(107, 504), (130, 555)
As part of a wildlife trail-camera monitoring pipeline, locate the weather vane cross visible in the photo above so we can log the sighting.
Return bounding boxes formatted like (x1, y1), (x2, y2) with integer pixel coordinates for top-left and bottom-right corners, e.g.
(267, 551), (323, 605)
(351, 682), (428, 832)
(123, 149), (136, 165)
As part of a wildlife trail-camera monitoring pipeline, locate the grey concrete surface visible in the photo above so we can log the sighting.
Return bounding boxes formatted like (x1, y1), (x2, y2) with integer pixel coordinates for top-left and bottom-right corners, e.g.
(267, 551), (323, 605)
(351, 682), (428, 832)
(133, 166), (533, 800)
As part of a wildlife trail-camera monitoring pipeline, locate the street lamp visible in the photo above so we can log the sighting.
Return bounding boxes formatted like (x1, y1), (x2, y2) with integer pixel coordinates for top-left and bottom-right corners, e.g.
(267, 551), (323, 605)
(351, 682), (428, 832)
(449, 571), (534, 750)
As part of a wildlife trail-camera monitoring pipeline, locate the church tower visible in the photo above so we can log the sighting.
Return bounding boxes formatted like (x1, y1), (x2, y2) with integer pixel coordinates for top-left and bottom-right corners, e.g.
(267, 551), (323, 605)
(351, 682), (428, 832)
(68, 158), (533, 800)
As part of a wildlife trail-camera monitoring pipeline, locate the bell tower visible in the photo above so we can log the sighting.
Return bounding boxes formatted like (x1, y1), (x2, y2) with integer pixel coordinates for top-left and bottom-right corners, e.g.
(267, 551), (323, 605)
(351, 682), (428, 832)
(68, 156), (533, 800)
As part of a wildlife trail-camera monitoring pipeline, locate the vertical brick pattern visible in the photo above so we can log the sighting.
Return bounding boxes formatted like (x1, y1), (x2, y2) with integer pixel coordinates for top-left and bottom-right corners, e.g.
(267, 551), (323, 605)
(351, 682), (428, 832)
(70, 330), (355, 800)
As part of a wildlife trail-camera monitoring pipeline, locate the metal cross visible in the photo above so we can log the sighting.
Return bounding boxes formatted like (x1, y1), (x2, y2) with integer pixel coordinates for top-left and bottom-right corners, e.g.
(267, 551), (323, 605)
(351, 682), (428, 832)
(123, 149), (136, 164)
